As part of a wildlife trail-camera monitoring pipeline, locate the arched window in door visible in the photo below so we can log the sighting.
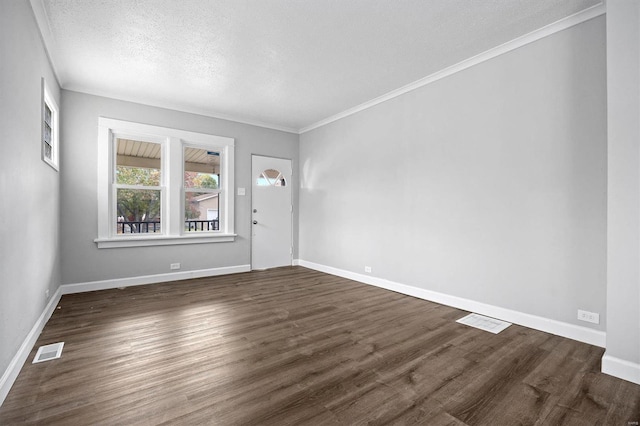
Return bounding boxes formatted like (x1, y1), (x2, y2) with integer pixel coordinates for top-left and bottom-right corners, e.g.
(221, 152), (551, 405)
(256, 168), (286, 187)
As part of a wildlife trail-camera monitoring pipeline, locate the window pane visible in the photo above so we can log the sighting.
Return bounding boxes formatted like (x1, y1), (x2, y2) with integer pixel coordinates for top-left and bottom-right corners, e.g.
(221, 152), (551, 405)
(44, 104), (52, 125)
(185, 147), (220, 189)
(116, 188), (161, 234)
(185, 191), (219, 231)
(116, 139), (161, 185)
(43, 141), (52, 160)
(257, 169), (286, 187)
(44, 123), (52, 143)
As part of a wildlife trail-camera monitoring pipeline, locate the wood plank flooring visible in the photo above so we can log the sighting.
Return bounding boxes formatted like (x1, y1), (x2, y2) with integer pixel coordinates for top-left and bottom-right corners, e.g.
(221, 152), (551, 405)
(1, 266), (638, 425)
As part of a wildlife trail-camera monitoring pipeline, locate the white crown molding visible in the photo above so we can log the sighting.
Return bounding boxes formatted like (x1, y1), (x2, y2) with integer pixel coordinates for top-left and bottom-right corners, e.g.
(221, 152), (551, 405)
(295, 259), (606, 348)
(64, 87), (300, 134)
(0, 287), (62, 407)
(602, 352), (640, 385)
(300, 2), (606, 134)
(29, 0), (62, 87)
(60, 264), (250, 294)
(29, 0), (298, 134)
(29, 0), (605, 136)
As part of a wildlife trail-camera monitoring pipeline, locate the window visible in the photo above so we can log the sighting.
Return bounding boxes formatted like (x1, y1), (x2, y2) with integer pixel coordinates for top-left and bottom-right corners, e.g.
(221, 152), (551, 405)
(256, 169), (287, 186)
(96, 118), (235, 248)
(115, 138), (162, 234)
(41, 79), (59, 170)
(184, 147), (220, 232)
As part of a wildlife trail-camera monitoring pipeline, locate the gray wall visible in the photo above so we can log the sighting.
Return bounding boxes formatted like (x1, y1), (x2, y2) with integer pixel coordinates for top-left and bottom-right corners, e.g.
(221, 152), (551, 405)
(0, 0), (61, 377)
(299, 17), (607, 330)
(606, 0), (640, 375)
(60, 91), (299, 284)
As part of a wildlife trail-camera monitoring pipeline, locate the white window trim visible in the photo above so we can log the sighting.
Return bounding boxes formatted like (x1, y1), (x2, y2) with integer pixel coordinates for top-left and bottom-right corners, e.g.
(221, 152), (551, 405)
(41, 78), (59, 171)
(95, 117), (235, 248)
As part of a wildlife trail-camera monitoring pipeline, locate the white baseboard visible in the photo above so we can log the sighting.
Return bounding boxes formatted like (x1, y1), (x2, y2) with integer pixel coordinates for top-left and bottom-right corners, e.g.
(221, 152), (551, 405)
(61, 264), (251, 294)
(1, 264), (251, 407)
(0, 287), (62, 407)
(3, 261), (614, 408)
(602, 353), (640, 385)
(295, 259), (606, 348)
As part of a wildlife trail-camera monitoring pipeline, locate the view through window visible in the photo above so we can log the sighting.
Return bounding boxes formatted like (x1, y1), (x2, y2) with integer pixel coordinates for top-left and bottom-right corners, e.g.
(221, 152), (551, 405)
(115, 139), (162, 234)
(184, 147), (221, 232)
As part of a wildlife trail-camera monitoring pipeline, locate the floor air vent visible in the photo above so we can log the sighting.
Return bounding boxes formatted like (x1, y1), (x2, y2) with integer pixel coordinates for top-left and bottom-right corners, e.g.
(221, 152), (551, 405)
(33, 342), (64, 363)
(456, 313), (511, 334)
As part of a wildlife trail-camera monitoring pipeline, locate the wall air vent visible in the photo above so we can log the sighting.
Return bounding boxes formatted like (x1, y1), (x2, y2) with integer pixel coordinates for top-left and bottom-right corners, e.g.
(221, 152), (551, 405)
(32, 342), (64, 363)
(456, 313), (511, 334)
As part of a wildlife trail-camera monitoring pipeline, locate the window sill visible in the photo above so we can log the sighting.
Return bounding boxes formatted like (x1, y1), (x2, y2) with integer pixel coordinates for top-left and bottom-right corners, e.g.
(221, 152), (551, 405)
(94, 233), (236, 249)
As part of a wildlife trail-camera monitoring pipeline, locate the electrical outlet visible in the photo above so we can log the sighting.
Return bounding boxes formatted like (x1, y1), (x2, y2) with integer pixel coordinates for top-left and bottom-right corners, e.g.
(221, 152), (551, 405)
(577, 309), (599, 324)
(45, 289), (49, 299)
(364, 266), (372, 273)
(170, 263), (181, 270)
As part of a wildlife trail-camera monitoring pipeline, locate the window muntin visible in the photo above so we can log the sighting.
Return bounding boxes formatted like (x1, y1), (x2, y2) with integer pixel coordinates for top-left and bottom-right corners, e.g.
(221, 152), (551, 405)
(42, 79), (59, 170)
(256, 168), (286, 187)
(96, 118), (235, 248)
(43, 104), (52, 159)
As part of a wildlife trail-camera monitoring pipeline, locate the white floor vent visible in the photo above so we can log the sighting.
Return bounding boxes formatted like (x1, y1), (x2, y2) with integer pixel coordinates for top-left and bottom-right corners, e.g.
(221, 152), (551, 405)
(456, 313), (511, 334)
(33, 342), (64, 363)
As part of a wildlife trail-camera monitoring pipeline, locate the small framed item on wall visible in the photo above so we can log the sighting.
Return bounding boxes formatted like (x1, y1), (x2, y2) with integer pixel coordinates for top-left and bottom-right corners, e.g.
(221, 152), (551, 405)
(41, 78), (59, 171)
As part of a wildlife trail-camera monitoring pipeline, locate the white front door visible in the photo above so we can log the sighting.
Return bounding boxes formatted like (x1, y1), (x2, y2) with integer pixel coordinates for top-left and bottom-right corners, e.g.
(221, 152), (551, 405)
(251, 155), (292, 270)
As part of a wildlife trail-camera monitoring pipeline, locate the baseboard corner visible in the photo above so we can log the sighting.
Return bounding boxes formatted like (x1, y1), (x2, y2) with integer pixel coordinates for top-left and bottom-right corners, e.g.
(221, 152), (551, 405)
(0, 287), (62, 407)
(602, 352), (640, 385)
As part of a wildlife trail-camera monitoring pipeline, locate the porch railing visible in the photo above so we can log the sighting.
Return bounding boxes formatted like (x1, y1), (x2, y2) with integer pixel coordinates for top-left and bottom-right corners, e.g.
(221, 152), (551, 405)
(185, 220), (219, 231)
(117, 220), (219, 233)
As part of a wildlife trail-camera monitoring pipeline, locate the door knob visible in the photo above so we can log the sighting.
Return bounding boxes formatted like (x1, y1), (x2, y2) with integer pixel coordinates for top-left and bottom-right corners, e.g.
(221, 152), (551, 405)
(253, 220), (258, 225)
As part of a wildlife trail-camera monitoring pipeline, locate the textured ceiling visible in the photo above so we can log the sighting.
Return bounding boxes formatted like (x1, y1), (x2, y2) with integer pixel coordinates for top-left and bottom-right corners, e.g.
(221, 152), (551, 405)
(35, 0), (601, 132)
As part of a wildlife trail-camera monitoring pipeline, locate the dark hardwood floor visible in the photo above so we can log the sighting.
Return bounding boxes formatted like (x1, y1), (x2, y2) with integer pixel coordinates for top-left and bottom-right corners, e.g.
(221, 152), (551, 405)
(1, 266), (638, 425)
